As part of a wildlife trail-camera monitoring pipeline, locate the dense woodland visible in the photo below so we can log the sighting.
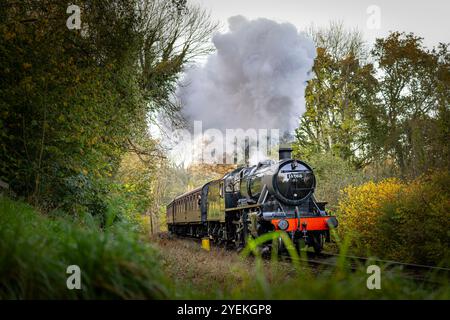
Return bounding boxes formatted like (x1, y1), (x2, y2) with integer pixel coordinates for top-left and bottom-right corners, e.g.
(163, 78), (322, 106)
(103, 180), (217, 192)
(0, 1), (448, 299)
(0, 0), (216, 216)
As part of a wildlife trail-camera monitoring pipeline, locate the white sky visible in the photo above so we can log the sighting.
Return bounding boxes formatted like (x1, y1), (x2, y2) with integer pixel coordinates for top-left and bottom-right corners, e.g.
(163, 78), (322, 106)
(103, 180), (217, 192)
(193, 0), (449, 48)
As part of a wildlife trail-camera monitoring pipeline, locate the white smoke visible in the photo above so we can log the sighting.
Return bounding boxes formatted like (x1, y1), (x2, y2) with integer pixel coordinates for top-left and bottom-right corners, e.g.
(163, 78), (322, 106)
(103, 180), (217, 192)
(178, 15), (316, 134)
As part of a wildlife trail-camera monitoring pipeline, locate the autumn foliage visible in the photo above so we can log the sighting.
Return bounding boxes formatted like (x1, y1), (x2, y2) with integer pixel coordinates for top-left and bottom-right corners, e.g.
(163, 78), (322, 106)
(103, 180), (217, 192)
(337, 171), (450, 266)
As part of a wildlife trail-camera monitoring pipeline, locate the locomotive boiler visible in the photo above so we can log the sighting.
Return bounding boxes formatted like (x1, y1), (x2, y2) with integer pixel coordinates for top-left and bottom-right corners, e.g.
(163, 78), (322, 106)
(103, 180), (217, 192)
(166, 146), (338, 253)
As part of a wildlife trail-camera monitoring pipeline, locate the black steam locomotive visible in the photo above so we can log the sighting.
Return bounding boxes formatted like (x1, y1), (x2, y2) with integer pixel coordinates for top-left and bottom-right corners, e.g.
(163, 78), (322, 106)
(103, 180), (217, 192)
(166, 146), (338, 253)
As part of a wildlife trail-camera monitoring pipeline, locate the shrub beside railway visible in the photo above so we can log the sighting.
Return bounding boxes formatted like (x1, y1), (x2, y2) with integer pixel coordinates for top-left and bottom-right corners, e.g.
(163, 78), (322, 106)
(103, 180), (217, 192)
(336, 171), (450, 266)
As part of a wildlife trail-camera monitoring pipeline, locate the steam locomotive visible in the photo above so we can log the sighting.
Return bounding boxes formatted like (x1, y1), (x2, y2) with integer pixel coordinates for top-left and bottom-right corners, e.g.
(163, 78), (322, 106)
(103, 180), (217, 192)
(166, 146), (338, 253)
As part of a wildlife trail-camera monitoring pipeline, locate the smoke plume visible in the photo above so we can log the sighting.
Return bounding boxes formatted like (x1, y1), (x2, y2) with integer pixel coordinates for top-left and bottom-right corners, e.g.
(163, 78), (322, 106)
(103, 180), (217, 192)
(178, 15), (316, 133)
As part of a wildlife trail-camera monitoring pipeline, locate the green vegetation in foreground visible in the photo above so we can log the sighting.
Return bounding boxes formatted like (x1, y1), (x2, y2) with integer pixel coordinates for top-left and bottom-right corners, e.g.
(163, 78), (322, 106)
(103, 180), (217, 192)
(1, 196), (449, 299)
(0, 196), (169, 299)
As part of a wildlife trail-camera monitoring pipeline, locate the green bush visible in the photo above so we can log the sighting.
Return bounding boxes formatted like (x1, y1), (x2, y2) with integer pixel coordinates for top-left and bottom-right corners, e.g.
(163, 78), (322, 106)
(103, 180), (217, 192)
(0, 196), (169, 299)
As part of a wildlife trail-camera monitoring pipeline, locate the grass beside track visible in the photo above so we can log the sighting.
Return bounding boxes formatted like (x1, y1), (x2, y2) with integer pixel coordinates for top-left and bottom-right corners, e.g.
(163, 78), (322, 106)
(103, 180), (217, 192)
(0, 196), (169, 299)
(0, 196), (448, 299)
(155, 235), (450, 299)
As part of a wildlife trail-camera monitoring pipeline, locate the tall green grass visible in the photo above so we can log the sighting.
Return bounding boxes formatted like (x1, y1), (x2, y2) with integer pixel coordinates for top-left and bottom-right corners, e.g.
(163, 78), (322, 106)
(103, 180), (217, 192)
(0, 196), (169, 299)
(157, 230), (449, 300)
(234, 231), (450, 299)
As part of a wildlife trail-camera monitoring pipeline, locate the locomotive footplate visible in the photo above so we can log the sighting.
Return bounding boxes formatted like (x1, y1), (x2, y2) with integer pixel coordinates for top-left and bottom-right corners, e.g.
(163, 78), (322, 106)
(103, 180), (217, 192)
(270, 216), (338, 232)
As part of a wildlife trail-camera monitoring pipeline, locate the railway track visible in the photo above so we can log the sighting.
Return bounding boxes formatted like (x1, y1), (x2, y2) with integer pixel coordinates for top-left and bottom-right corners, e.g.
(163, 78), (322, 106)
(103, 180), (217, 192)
(280, 251), (450, 283)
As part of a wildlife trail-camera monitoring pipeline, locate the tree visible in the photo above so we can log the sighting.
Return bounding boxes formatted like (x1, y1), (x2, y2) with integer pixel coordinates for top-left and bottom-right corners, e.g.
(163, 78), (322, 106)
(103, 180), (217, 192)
(307, 21), (367, 61)
(295, 28), (449, 178)
(295, 23), (377, 167)
(367, 32), (449, 177)
(0, 0), (217, 213)
(136, 0), (217, 125)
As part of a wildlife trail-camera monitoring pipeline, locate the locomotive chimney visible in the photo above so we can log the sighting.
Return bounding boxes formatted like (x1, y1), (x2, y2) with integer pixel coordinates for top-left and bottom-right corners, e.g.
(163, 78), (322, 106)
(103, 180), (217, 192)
(278, 145), (293, 160)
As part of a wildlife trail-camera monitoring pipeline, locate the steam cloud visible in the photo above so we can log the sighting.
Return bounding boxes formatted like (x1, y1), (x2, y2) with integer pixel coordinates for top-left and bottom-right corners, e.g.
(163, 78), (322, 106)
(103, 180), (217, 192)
(178, 15), (316, 134)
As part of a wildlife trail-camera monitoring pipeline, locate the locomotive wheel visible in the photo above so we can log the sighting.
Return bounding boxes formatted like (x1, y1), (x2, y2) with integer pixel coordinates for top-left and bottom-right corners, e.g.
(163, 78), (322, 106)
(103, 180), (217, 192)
(234, 212), (250, 251)
(272, 236), (285, 256)
(312, 233), (324, 254)
(234, 220), (246, 251)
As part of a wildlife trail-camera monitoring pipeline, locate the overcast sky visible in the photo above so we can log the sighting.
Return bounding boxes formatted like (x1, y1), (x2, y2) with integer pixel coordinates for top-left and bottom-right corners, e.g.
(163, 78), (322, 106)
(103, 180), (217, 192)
(193, 0), (449, 48)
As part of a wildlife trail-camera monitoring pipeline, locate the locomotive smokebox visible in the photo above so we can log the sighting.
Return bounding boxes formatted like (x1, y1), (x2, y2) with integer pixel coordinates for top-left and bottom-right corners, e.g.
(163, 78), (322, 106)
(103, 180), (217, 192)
(278, 145), (293, 160)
